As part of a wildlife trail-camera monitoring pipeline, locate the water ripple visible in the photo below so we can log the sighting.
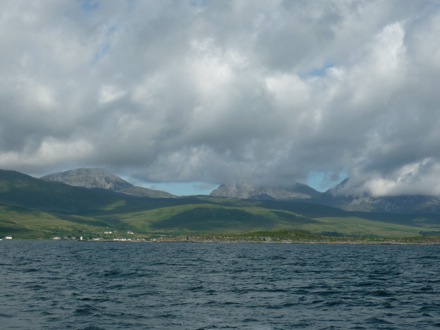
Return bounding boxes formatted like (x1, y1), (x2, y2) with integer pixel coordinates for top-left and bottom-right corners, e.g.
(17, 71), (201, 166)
(1, 241), (440, 329)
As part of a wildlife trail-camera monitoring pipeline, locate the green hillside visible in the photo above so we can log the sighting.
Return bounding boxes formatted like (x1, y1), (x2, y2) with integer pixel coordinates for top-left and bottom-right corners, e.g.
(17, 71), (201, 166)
(1, 169), (440, 241)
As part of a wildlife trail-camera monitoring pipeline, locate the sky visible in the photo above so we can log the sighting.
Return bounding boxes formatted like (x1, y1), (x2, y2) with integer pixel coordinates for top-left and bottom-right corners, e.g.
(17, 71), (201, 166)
(1, 0), (440, 196)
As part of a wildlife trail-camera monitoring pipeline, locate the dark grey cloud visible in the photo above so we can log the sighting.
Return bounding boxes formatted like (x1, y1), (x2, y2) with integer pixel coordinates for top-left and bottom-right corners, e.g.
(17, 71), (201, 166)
(1, 0), (440, 196)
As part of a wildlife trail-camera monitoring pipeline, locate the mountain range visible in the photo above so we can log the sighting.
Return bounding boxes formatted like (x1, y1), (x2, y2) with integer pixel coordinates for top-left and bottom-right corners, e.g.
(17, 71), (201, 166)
(37, 168), (440, 214)
(1, 168), (440, 240)
(210, 179), (440, 214)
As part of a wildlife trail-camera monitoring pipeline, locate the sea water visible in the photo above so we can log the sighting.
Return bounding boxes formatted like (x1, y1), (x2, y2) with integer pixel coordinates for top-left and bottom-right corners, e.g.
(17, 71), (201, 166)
(1, 241), (440, 329)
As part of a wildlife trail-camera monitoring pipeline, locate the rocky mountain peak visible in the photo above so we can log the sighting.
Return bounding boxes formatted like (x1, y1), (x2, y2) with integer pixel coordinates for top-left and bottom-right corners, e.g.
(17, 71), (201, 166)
(41, 168), (174, 198)
(42, 168), (133, 191)
(210, 180), (321, 200)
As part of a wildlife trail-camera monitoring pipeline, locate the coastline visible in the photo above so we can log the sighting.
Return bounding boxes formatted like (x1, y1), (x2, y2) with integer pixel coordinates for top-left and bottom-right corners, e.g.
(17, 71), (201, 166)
(3, 237), (439, 245)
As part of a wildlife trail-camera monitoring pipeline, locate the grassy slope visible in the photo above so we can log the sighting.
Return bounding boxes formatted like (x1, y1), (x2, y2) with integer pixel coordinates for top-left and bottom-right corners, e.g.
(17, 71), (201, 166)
(0, 205), (107, 239)
(113, 203), (431, 238)
(0, 200), (437, 239)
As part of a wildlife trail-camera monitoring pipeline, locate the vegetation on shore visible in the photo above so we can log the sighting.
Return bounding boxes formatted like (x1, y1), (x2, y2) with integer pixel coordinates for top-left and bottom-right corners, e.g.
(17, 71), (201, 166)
(165, 230), (440, 244)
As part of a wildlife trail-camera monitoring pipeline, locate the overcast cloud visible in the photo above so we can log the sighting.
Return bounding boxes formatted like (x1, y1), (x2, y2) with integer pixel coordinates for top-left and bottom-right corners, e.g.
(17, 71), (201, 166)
(1, 0), (440, 196)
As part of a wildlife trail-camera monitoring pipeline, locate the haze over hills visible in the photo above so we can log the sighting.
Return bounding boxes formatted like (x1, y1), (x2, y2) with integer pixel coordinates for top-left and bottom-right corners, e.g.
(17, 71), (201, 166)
(321, 178), (440, 213)
(211, 179), (440, 214)
(42, 168), (174, 198)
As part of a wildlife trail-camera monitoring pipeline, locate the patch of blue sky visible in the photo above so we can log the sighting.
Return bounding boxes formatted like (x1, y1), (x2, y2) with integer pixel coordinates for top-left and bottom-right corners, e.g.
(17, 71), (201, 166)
(190, 0), (205, 7)
(305, 170), (347, 192)
(91, 43), (111, 64)
(145, 182), (219, 196)
(77, 0), (100, 13)
(107, 24), (118, 35)
(91, 25), (118, 64)
(298, 61), (335, 80)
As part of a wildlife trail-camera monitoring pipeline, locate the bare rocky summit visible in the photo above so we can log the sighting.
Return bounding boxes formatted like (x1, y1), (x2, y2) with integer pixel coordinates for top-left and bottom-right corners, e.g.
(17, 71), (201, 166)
(42, 168), (173, 198)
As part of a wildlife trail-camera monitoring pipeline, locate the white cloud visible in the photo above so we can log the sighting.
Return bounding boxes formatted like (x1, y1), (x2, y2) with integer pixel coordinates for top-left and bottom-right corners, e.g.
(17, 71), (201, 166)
(0, 137), (94, 172)
(98, 84), (126, 104)
(1, 0), (440, 195)
(362, 158), (440, 197)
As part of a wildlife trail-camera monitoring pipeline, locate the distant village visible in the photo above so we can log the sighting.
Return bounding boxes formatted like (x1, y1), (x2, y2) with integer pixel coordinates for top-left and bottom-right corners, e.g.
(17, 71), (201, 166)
(50, 230), (148, 242)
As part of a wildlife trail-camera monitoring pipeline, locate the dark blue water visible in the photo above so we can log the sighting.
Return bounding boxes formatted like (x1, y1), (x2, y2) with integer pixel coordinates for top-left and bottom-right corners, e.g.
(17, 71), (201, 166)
(1, 241), (440, 329)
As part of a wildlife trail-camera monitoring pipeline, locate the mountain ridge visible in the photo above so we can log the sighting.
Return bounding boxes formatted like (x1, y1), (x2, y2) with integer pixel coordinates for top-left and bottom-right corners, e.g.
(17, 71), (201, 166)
(211, 179), (440, 214)
(210, 180), (321, 200)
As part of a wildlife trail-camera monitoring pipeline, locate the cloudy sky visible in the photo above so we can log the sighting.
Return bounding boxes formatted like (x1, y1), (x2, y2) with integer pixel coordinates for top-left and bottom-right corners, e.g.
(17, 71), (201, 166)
(1, 0), (440, 196)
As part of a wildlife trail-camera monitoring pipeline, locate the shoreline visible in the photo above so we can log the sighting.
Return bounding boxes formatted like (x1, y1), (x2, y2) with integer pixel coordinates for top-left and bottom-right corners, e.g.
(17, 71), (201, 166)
(2, 237), (440, 245)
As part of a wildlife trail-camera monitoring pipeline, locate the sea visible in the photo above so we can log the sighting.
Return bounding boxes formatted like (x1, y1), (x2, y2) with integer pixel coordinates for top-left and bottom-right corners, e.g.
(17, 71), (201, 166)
(1, 241), (440, 329)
